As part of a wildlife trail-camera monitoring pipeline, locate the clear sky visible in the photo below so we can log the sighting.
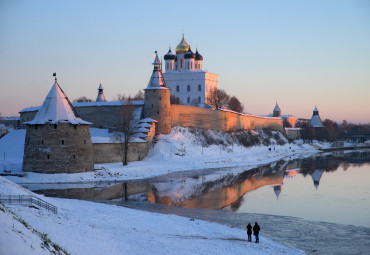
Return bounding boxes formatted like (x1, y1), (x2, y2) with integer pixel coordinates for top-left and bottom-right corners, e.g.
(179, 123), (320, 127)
(1, 0), (369, 123)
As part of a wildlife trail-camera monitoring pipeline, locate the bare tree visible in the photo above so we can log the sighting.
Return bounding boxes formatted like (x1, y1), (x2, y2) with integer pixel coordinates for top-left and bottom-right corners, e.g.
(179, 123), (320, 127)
(228, 96), (244, 113)
(73, 96), (93, 103)
(115, 93), (127, 101)
(170, 95), (180, 105)
(133, 90), (144, 100)
(207, 88), (230, 109)
(114, 98), (137, 165)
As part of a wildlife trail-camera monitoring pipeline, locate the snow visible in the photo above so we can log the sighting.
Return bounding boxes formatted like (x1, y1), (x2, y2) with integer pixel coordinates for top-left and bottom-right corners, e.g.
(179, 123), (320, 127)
(0, 127), (319, 184)
(0, 126), (321, 254)
(25, 82), (91, 125)
(0, 177), (303, 255)
(139, 117), (157, 123)
(138, 122), (153, 128)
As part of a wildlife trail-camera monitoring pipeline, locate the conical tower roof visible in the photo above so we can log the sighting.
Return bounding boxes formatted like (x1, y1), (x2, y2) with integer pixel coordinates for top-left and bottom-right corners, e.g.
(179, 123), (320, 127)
(96, 83), (106, 102)
(274, 102), (281, 112)
(146, 52), (168, 90)
(309, 106), (323, 127)
(25, 79), (91, 125)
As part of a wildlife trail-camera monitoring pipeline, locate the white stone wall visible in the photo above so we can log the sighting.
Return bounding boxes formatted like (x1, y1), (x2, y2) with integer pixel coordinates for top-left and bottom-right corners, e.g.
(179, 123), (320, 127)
(163, 70), (218, 107)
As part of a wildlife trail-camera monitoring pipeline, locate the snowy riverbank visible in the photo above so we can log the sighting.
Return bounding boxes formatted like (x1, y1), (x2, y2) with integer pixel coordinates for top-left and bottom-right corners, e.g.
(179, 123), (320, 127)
(0, 176), (304, 255)
(1, 127), (319, 184)
(0, 127), (320, 254)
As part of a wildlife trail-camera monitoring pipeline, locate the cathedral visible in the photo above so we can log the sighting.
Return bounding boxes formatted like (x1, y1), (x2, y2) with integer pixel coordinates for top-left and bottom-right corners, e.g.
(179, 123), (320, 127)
(163, 34), (218, 107)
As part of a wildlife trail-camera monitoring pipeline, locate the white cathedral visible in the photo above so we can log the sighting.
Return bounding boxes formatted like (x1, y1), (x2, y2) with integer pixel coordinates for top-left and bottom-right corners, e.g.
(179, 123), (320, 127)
(163, 34), (218, 107)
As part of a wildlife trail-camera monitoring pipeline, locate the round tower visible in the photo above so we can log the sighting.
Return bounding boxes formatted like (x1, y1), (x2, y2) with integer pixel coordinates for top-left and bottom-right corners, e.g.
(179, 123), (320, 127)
(22, 76), (94, 173)
(143, 52), (171, 134)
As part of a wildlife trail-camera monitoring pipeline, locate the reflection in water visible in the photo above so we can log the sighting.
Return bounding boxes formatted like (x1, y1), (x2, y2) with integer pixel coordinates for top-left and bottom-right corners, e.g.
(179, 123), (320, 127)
(31, 150), (370, 227)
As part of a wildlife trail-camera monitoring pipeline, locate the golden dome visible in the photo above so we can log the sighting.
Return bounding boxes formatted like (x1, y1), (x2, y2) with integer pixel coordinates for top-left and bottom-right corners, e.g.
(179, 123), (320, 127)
(175, 34), (190, 54)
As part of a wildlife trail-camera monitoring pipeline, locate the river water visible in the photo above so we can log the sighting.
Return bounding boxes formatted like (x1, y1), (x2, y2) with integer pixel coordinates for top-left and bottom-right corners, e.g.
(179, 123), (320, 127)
(28, 149), (370, 254)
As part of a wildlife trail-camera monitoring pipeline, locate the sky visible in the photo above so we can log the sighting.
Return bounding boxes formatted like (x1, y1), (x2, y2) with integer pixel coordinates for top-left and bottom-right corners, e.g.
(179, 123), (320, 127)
(0, 0), (369, 123)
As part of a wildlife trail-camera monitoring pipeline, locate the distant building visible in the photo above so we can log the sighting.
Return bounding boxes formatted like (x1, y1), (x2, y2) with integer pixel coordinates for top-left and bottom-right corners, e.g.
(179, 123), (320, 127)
(96, 83), (106, 102)
(309, 106), (324, 128)
(273, 102), (281, 117)
(163, 34), (218, 107)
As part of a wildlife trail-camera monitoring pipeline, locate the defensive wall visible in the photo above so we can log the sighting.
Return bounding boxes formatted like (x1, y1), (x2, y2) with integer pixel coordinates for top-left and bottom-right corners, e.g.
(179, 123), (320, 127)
(170, 105), (284, 133)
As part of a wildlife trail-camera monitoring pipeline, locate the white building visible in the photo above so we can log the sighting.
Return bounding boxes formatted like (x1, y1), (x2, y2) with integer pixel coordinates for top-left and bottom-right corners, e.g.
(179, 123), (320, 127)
(163, 34), (218, 107)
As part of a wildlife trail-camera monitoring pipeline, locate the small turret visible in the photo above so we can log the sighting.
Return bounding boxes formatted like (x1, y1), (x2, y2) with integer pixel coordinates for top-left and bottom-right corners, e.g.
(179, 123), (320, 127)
(96, 83), (106, 102)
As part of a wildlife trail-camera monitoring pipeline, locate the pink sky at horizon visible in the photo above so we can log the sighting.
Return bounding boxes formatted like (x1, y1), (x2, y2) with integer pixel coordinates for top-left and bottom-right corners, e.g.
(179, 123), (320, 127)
(1, 0), (369, 124)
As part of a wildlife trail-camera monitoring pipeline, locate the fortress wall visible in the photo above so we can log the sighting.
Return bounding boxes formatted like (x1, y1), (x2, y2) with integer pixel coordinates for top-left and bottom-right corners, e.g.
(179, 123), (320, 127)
(170, 105), (284, 132)
(20, 105), (144, 129)
(93, 142), (149, 164)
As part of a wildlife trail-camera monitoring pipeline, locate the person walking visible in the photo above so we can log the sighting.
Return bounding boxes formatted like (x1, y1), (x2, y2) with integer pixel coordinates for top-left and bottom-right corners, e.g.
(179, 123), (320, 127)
(246, 223), (252, 242)
(253, 222), (260, 243)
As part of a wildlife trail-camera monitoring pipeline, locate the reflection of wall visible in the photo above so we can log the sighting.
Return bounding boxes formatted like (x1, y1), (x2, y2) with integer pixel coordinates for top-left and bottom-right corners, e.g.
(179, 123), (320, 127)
(147, 170), (285, 210)
(36, 183), (150, 200)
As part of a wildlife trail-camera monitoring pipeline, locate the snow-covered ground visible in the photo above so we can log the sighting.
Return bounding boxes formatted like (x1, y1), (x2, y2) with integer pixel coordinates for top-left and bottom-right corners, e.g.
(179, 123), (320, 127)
(0, 177), (303, 255)
(0, 127), (320, 254)
(0, 127), (319, 184)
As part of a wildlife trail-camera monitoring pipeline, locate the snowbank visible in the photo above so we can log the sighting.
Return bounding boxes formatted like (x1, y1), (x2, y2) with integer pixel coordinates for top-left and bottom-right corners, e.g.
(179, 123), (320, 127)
(0, 177), (303, 255)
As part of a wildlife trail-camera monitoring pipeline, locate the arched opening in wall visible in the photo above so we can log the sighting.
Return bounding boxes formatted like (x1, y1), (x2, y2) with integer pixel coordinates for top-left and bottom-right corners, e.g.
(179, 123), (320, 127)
(47, 155), (50, 159)
(54, 124), (57, 129)
(41, 140), (44, 145)
(84, 140), (86, 145)
(61, 140), (64, 145)
(35, 125), (38, 129)
(74, 125), (77, 130)
(73, 154), (76, 159)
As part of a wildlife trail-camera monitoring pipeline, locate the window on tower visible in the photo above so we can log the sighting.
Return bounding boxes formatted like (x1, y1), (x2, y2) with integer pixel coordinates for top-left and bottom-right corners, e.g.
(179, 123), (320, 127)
(187, 85), (190, 92)
(187, 97), (190, 104)
(176, 85), (179, 92)
(198, 84), (201, 91)
(198, 97), (201, 103)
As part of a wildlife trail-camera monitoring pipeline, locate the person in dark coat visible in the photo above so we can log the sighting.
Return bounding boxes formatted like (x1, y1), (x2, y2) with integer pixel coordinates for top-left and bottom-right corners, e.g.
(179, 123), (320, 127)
(246, 223), (252, 242)
(253, 222), (260, 243)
